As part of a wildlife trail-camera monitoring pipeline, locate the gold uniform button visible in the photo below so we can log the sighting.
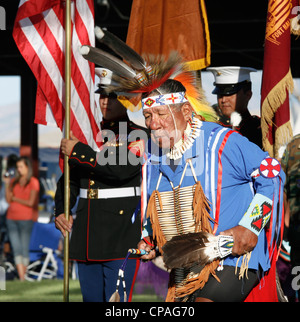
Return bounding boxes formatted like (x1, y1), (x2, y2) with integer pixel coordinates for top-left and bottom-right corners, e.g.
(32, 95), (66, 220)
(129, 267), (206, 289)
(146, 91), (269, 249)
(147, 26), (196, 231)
(119, 210), (124, 215)
(72, 152), (77, 155)
(81, 155), (85, 158)
(90, 158), (94, 162)
(90, 180), (95, 186)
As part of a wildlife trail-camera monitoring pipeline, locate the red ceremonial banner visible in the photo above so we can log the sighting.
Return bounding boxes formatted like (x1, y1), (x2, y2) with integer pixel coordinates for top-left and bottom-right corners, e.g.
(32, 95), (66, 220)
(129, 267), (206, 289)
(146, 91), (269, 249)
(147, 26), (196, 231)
(261, 0), (294, 158)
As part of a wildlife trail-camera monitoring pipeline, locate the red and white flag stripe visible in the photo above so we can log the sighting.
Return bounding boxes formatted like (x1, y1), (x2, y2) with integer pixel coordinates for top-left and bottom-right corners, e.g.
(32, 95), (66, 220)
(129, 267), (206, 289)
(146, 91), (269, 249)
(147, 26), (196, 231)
(13, 0), (101, 153)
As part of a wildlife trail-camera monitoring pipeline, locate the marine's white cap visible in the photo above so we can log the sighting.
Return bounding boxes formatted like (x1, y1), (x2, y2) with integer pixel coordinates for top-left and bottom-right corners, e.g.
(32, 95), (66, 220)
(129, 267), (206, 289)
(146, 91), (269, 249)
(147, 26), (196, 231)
(95, 67), (116, 94)
(95, 67), (113, 85)
(207, 66), (257, 95)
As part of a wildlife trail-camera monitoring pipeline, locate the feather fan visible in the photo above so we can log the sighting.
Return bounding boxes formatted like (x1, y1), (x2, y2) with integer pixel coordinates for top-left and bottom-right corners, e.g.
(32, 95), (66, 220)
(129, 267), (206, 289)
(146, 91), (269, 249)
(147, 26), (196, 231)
(162, 232), (234, 269)
(107, 51), (183, 94)
(95, 26), (146, 71)
(80, 45), (136, 80)
(81, 27), (218, 121)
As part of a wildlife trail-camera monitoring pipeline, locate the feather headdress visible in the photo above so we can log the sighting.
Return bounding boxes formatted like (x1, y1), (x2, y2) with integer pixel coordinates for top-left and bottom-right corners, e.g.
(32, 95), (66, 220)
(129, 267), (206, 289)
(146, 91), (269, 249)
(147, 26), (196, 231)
(162, 232), (234, 269)
(94, 26), (147, 71)
(80, 45), (136, 80)
(81, 26), (216, 120)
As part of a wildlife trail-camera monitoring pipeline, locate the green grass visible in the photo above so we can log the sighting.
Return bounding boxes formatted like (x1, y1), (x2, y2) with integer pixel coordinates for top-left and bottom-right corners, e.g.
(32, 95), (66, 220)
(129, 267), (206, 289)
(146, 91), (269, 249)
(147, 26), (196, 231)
(0, 279), (82, 302)
(0, 279), (162, 302)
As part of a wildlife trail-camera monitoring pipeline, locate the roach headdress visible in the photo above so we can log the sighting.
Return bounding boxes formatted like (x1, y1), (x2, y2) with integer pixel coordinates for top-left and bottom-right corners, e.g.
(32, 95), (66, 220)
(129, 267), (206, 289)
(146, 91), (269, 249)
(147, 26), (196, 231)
(80, 26), (216, 121)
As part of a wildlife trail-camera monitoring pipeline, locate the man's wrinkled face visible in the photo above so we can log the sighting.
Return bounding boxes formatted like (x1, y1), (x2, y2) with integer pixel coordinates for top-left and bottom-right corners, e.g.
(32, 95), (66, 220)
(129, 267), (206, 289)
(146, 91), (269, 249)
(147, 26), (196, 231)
(143, 104), (190, 149)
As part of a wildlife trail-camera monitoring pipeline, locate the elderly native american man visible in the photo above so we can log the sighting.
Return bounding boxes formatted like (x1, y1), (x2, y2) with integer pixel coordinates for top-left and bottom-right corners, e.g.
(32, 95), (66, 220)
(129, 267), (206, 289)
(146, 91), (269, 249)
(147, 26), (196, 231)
(80, 27), (285, 302)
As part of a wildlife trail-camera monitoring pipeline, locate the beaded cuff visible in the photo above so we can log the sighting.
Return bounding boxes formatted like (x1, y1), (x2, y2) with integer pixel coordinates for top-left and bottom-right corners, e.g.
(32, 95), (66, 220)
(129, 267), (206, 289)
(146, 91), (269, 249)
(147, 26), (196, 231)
(239, 193), (273, 236)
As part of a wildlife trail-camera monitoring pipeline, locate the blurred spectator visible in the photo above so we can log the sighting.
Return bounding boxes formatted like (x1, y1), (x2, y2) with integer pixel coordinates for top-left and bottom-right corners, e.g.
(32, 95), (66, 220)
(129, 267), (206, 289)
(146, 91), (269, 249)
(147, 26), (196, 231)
(0, 155), (9, 265)
(0, 154), (17, 266)
(4, 156), (40, 280)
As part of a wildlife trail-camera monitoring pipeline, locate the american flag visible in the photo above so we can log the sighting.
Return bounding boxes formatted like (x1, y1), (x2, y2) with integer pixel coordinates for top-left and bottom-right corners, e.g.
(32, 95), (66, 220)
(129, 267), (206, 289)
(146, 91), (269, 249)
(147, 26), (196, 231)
(12, 0), (101, 154)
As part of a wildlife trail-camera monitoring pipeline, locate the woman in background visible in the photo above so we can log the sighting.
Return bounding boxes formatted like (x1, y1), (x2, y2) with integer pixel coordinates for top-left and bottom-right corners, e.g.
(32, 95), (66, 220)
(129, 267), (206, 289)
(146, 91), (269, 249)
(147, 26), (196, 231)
(4, 156), (39, 280)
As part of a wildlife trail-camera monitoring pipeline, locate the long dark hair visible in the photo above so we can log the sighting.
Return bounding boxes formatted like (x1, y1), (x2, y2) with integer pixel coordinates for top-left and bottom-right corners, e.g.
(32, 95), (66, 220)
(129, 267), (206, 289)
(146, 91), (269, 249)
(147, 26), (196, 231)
(12, 156), (33, 188)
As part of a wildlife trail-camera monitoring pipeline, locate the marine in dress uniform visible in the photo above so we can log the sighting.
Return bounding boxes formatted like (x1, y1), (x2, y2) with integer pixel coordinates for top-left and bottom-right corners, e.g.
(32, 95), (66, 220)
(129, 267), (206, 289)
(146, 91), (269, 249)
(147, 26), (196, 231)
(207, 66), (262, 148)
(54, 68), (149, 302)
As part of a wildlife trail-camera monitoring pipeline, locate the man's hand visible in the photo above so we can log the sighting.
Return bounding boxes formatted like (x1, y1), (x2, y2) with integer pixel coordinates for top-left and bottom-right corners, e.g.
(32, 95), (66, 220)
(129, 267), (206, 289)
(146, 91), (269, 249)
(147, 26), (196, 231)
(55, 213), (73, 238)
(219, 225), (258, 256)
(137, 237), (156, 261)
(61, 131), (79, 156)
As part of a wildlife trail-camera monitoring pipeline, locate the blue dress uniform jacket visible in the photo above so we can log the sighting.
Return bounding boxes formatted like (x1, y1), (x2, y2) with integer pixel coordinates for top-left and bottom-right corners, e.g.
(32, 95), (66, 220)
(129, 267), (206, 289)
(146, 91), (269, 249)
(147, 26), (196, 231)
(55, 117), (149, 261)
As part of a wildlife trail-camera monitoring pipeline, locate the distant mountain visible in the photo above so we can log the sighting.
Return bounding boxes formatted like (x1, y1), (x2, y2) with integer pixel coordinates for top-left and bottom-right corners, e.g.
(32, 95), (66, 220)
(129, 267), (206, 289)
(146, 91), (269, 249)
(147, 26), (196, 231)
(0, 102), (61, 148)
(0, 102), (20, 146)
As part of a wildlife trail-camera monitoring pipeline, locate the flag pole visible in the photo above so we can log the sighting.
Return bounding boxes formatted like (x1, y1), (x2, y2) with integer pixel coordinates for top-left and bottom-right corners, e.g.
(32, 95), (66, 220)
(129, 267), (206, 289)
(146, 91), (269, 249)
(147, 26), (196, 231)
(63, 0), (72, 302)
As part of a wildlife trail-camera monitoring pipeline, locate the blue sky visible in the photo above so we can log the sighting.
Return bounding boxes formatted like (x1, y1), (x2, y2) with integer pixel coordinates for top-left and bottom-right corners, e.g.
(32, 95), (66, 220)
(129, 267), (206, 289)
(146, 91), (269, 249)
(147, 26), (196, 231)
(0, 76), (62, 147)
(0, 76), (20, 106)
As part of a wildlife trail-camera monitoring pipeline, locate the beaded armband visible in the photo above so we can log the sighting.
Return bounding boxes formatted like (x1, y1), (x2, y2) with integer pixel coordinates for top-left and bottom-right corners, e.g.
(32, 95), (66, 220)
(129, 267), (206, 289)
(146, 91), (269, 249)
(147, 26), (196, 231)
(239, 193), (273, 236)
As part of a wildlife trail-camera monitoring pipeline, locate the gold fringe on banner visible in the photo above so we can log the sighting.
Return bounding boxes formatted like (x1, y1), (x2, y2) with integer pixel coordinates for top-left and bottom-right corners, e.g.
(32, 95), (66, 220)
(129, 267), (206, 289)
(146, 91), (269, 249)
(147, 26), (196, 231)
(274, 122), (294, 158)
(261, 69), (294, 157)
(263, 122), (294, 159)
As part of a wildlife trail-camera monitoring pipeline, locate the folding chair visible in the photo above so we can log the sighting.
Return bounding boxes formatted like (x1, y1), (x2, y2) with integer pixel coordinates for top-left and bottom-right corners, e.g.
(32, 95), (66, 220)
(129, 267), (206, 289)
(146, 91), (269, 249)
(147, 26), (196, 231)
(26, 222), (63, 281)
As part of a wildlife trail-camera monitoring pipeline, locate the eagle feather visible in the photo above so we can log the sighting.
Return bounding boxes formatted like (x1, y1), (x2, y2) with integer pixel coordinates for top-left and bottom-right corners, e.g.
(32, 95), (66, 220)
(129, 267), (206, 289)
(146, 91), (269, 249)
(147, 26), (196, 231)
(162, 232), (233, 269)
